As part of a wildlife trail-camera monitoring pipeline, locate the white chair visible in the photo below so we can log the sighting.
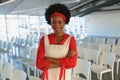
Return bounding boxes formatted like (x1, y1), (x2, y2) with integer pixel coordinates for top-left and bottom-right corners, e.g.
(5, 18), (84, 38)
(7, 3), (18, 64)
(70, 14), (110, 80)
(117, 39), (120, 45)
(0, 40), (3, 51)
(80, 42), (90, 48)
(77, 47), (87, 59)
(13, 46), (31, 68)
(98, 44), (112, 65)
(36, 69), (42, 78)
(20, 47), (37, 77)
(72, 59), (91, 80)
(0, 41), (11, 63)
(26, 61), (36, 77)
(29, 76), (40, 80)
(82, 37), (91, 43)
(12, 69), (27, 80)
(96, 37), (106, 44)
(111, 45), (120, 75)
(112, 45), (120, 56)
(0, 63), (14, 80)
(21, 47), (37, 64)
(91, 37), (97, 43)
(89, 42), (99, 50)
(13, 37), (21, 57)
(91, 52), (115, 80)
(0, 60), (4, 77)
(106, 38), (116, 46)
(85, 49), (99, 64)
(98, 44), (111, 53)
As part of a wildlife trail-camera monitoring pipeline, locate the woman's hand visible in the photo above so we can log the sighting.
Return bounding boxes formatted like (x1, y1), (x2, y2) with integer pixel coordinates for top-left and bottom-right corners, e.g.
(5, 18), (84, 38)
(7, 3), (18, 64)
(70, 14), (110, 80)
(45, 57), (53, 62)
(66, 50), (76, 57)
(45, 57), (61, 66)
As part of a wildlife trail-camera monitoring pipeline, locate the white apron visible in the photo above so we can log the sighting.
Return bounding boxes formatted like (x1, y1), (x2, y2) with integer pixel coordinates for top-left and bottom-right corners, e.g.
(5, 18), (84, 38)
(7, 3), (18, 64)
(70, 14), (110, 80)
(44, 35), (72, 80)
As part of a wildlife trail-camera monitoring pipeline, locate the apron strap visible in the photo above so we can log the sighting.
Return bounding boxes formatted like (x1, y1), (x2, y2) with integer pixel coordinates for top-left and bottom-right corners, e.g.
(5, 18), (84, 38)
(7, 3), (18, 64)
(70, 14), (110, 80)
(42, 70), (48, 80)
(59, 67), (65, 80)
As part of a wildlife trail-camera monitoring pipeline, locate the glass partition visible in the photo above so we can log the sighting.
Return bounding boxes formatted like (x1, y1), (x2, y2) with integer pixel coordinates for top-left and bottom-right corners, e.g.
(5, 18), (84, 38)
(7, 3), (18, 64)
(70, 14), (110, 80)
(0, 15), (7, 41)
(18, 15), (29, 39)
(6, 15), (19, 42)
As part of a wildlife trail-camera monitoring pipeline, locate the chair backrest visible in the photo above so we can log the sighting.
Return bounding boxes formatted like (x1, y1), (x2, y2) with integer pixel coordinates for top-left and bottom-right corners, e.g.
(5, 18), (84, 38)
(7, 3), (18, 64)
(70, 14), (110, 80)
(85, 49), (99, 64)
(7, 42), (12, 51)
(100, 52), (115, 68)
(89, 42), (99, 50)
(12, 69), (27, 80)
(22, 46), (31, 58)
(117, 39), (120, 45)
(91, 37), (97, 43)
(77, 47), (87, 59)
(20, 38), (26, 46)
(2, 41), (9, 51)
(80, 42), (90, 48)
(0, 40), (3, 49)
(2, 63), (14, 80)
(96, 37), (106, 44)
(98, 44), (111, 53)
(29, 76), (40, 80)
(14, 37), (20, 45)
(73, 59), (91, 80)
(111, 45), (120, 56)
(106, 38), (116, 45)
(82, 37), (91, 43)
(0, 60), (4, 77)
(29, 47), (37, 59)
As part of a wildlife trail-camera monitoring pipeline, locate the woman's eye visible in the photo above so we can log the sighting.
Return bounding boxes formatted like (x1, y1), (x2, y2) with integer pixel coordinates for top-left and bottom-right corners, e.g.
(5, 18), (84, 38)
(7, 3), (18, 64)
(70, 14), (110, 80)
(59, 21), (64, 24)
(58, 22), (62, 24)
(52, 22), (62, 24)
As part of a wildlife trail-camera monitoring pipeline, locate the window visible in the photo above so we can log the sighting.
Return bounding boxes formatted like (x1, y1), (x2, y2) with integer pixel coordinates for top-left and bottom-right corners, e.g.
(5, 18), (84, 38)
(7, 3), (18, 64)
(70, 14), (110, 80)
(0, 15), (7, 41)
(6, 15), (19, 42)
(18, 15), (29, 39)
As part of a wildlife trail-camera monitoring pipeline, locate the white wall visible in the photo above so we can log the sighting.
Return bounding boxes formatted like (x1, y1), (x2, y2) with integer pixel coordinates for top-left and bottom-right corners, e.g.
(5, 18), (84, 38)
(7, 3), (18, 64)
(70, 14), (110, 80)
(85, 11), (120, 37)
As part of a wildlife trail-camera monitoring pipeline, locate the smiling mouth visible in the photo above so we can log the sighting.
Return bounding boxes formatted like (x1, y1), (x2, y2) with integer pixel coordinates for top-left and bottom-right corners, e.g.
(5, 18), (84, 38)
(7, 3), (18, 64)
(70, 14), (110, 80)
(55, 29), (60, 31)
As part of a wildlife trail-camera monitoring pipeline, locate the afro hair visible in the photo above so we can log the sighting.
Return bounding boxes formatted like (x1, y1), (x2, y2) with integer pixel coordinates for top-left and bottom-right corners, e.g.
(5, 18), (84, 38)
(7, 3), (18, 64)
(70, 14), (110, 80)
(45, 3), (71, 25)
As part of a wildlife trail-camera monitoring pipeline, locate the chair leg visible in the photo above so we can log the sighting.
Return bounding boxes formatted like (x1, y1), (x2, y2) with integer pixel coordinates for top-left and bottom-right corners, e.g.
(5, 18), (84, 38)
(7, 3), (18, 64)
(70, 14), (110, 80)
(100, 73), (103, 80)
(112, 67), (114, 80)
(117, 61), (120, 75)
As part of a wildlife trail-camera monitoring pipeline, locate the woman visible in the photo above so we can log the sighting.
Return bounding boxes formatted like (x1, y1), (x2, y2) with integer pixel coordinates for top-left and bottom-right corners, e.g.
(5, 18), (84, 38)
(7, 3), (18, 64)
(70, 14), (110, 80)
(36, 3), (78, 80)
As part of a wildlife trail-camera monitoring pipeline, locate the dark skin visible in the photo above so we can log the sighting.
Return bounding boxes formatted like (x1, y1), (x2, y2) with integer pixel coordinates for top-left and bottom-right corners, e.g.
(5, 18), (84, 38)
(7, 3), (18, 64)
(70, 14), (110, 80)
(44, 15), (77, 69)
(45, 50), (76, 68)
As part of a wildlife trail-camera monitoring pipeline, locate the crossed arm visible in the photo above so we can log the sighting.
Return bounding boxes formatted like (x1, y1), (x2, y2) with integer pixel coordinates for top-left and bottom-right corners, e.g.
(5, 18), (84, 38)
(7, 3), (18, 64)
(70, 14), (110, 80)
(45, 50), (77, 69)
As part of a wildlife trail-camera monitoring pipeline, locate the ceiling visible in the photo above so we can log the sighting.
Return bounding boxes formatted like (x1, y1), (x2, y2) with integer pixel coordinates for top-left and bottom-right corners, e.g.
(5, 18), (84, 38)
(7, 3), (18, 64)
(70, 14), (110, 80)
(0, 0), (120, 16)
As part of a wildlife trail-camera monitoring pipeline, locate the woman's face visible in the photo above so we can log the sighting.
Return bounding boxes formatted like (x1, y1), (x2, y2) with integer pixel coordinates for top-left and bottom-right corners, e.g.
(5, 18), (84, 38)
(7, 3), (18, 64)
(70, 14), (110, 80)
(51, 15), (65, 34)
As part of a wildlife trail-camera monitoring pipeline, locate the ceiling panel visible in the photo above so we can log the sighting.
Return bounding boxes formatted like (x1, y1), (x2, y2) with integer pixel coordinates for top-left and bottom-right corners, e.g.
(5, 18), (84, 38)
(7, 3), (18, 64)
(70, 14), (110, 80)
(11, 0), (50, 12)
(1, 0), (119, 16)
(0, 0), (82, 15)
(0, 0), (22, 14)
(11, 0), (81, 15)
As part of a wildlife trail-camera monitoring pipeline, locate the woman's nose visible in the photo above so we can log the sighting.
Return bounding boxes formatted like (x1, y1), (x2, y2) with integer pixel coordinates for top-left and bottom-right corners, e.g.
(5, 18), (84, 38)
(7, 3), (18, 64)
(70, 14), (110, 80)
(53, 23), (59, 27)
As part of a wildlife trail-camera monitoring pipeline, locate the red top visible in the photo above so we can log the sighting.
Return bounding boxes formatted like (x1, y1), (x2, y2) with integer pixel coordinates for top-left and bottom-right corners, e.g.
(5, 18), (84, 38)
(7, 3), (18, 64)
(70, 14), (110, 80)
(36, 33), (78, 80)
